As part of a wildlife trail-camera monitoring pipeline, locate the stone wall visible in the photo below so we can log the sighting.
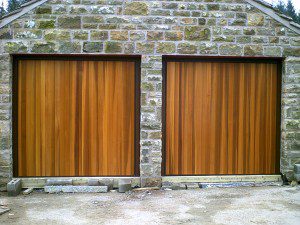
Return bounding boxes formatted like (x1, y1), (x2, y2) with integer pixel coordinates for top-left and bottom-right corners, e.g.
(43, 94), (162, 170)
(0, 0), (299, 188)
(282, 57), (300, 180)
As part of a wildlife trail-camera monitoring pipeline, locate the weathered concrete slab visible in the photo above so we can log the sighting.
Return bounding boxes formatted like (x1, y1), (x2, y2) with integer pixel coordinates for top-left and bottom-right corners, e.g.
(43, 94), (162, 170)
(44, 186), (63, 193)
(44, 186), (108, 193)
(162, 175), (282, 183)
(20, 177), (140, 188)
(118, 179), (132, 193)
(23, 188), (34, 195)
(185, 183), (200, 189)
(88, 179), (99, 186)
(199, 182), (282, 188)
(99, 179), (114, 191)
(46, 179), (73, 186)
(162, 182), (187, 190)
(7, 179), (22, 197)
(62, 186), (108, 193)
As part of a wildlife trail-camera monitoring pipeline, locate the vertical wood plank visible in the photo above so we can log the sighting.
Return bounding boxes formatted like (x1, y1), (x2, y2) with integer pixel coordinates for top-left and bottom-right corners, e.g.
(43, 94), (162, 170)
(166, 61), (280, 175)
(17, 59), (136, 177)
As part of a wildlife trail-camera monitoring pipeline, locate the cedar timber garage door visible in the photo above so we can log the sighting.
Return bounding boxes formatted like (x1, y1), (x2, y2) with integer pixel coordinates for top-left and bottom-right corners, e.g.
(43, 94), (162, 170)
(164, 58), (281, 175)
(14, 56), (140, 177)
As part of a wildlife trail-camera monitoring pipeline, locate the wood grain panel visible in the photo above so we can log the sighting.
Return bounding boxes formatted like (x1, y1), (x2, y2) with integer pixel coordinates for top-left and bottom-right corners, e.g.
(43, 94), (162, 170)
(165, 61), (280, 175)
(17, 60), (136, 176)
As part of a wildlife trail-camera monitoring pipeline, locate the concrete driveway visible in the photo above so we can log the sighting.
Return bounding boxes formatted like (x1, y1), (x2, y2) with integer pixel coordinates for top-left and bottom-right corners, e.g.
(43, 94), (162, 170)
(0, 185), (299, 225)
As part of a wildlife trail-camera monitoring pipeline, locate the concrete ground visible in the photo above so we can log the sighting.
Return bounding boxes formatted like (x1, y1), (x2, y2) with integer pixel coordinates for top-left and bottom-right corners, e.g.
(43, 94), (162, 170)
(0, 185), (299, 225)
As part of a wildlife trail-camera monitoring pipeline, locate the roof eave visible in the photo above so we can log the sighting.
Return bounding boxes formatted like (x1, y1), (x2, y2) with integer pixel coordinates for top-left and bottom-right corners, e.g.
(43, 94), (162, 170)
(0, 0), (49, 29)
(246, 0), (300, 35)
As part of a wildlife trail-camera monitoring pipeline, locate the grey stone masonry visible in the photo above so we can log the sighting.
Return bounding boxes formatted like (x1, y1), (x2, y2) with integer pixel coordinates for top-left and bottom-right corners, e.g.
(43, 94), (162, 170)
(0, 0), (299, 188)
(7, 178), (21, 196)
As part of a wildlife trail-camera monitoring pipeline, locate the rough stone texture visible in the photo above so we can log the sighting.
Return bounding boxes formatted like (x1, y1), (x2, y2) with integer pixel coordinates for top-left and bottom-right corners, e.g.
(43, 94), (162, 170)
(162, 182), (187, 190)
(282, 58), (300, 180)
(7, 178), (21, 196)
(0, 0), (299, 188)
(44, 185), (108, 193)
(46, 179), (73, 186)
(118, 179), (132, 193)
(98, 178), (114, 191)
(124, 2), (149, 15)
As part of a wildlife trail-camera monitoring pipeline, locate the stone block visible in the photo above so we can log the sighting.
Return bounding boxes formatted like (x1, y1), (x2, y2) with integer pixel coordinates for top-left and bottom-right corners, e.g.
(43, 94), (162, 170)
(88, 179), (99, 186)
(73, 31), (88, 40)
(46, 179), (73, 186)
(7, 179), (22, 197)
(4, 42), (27, 53)
(162, 182), (187, 190)
(124, 2), (149, 15)
(147, 31), (163, 41)
(83, 42), (103, 53)
(184, 26), (211, 41)
(38, 20), (55, 29)
(177, 43), (197, 54)
(248, 14), (264, 26)
(118, 179), (132, 193)
(44, 186), (62, 193)
(141, 177), (162, 187)
(59, 42), (81, 53)
(31, 42), (56, 53)
(58, 16), (81, 29)
(99, 179), (114, 191)
(62, 186), (108, 193)
(283, 48), (300, 57)
(35, 6), (52, 14)
(244, 45), (263, 56)
(0, 29), (12, 39)
(264, 47), (282, 57)
(165, 31), (183, 41)
(156, 43), (176, 54)
(91, 31), (109, 40)
(294, 164), (300, 174)
(199, 43), (218, 54)
(186, 183), (200, 189)
(105, 41), (123, 53)
(23, 188), (34, 195)
(44, 30), (70, 41)
(136, 42), (155, 54)
(219, 44), (242, 55)
(110, 31), (128, 41)
(45, 185), (108, 193)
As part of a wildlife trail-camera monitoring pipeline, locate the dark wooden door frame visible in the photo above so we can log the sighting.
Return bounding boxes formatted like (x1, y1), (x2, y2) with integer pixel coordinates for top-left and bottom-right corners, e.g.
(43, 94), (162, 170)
(12, 54), (141, 177)
(162, 55), (284, 176)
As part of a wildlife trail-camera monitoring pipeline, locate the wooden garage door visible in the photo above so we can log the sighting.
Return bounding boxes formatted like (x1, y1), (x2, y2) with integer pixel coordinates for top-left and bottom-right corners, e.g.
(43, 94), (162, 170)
(15, 58), (139, 177)
(164, 60), (281, 175)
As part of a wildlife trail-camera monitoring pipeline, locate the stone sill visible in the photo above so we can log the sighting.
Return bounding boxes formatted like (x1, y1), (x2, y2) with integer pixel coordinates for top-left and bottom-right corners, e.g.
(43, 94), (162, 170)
(162, 175), (282, 183)
(17, 177), (140, 189)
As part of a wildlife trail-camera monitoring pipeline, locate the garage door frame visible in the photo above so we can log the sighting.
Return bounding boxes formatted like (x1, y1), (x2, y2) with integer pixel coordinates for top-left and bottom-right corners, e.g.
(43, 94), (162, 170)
(162, 55), (284, 176)
(12, 54), (141, 177)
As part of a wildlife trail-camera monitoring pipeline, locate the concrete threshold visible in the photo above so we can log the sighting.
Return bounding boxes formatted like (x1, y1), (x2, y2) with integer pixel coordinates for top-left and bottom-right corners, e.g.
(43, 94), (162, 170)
(162, 175), (282, 183)
(18, 177), (140, 188)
